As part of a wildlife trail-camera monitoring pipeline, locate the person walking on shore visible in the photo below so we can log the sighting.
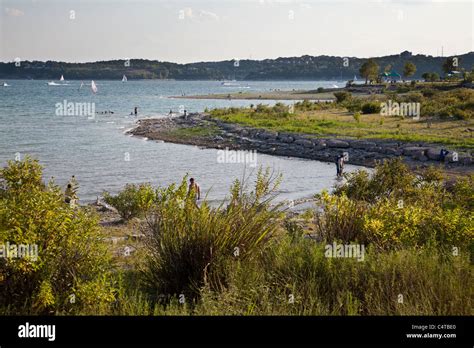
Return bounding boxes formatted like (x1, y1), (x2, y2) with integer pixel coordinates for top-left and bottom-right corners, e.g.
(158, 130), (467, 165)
(188, 177), (201, 202)
(336, 154), (344, 177)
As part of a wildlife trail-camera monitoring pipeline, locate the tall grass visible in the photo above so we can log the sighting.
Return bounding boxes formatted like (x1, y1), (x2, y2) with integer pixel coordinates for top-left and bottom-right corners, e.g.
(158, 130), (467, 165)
(140, 168), (284, 302)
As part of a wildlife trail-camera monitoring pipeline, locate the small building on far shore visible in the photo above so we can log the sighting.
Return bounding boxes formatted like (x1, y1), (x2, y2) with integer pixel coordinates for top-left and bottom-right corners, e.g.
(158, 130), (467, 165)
(380, 71), (402, 83)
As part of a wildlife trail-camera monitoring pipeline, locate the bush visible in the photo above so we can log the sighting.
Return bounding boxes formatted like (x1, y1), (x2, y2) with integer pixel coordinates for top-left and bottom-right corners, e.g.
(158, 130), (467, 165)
(103, 183), (155, 221)
(255, 104), (271, 114)
(333, 91), (352, 103)
(421, 88), (436, 98)
(0, 157), (114, 314)
(317, 87), (325, 93)
(344, 99), (362, 113)
(403, 92), (424, 103)
(330, 159), (473, 251)
(452, 109), (472, 120)
(361, 102), (381, 114)
(396, 86), (411, 93)
(141, 168), (283, 301)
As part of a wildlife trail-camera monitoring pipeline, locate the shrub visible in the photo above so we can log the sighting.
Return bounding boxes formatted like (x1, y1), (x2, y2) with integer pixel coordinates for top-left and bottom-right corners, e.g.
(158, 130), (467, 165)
(103, 183), (155, 221)
(403, 92), (424, 103)
(255, 104), (271, 114)
(452, 109), (471, 120)
(361, 101), (381, 114)
(317, 87), (325, 93)
(344, 99), (362, 112)
(396, 86), (411, 93)
(421, 88), (436, 98)
(0, 157), (114, 314)
(333, 91), (352, 103)
(330, 159), (473, 250)
(272, 102), (291, 117)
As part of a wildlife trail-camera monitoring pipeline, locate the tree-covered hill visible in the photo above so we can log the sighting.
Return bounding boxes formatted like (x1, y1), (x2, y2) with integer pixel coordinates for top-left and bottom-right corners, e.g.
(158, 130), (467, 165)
(1, 51), (473, 80)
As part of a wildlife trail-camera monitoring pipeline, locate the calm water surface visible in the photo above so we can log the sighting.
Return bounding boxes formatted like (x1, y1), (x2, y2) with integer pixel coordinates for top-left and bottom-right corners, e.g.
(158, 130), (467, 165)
(0, 79), (365, 204)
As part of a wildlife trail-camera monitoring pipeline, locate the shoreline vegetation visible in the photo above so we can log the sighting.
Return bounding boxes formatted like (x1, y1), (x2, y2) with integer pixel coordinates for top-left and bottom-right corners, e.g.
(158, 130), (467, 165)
(0, 157), (472, 315)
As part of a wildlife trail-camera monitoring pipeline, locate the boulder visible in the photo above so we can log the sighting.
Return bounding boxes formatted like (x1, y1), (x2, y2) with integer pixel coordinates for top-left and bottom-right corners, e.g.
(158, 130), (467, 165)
(256, 131), (277, 140)
(351, 141), (377, 149)
(326, 139), (350, 148)
(425, 148), (441, 161)
(277, 134), (294, 143)
(381, 147), (402, 156)
(294, 139), (314, 148)
(413, 153), (429, 162)
(240, 129), (249, 137)
(459, 155), (472, 165)
(402, 146), (428, 157)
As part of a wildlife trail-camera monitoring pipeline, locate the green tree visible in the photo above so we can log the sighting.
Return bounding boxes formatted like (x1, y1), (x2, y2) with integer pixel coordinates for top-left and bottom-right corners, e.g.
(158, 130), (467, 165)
(442, 57), (460, 75)
(403, 61), (417, 79)
(421, 72), (431, 81)
(359, 59), (379, 84)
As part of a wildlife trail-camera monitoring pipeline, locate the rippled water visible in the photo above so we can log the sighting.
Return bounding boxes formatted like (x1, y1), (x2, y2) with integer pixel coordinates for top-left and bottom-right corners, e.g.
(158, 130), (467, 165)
(0, 79), (365, 204)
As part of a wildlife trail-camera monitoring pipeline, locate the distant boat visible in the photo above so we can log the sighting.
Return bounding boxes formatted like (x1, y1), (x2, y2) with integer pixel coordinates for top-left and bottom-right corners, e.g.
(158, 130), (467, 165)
(91, 80), (98, 94)
(2, 82), (10, 87)
(47, 81), (61, 86)
(221, 80), (238, 86)
(122, 75), (127, 82)
(60, 75), (65, 81)
(353, 75), (357, 81)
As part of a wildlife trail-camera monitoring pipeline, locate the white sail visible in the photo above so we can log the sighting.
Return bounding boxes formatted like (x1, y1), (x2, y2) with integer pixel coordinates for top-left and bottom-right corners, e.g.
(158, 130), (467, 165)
(122, 75), (127, 82)
(354, 75), (357, 81)
(91, 80), (98, 94)
(60, 75), (65, 81)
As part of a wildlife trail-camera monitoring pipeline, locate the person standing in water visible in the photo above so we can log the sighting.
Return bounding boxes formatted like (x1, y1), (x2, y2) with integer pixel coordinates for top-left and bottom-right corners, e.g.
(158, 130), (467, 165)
(336, 154), (345, 177)
(134, 107), (138, 116)
(188, 178), (201, 201)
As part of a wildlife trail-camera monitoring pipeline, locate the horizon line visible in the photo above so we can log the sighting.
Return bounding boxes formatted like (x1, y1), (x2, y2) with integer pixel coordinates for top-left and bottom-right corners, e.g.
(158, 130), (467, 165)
(2, 50), (473, 65)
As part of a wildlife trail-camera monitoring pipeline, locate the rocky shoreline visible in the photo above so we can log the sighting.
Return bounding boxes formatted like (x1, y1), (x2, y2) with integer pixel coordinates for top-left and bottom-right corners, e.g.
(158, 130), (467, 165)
(129, 113), (473, 174)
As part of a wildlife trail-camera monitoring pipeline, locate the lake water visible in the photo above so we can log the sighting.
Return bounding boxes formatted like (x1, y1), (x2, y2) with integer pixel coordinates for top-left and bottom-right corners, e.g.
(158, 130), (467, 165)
(0, 79), (365, 205)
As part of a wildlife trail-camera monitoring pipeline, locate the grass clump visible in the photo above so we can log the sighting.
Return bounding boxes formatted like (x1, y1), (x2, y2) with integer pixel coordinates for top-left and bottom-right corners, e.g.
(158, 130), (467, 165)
(140, 168), (284, 302)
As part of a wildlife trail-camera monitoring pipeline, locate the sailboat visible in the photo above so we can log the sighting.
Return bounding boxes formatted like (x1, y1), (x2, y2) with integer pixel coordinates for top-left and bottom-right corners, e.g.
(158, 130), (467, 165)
(2, 82), (10, 87)
(353, 75), (357, 81)
(91, 80), (98, 94)
(60, 75), (65, 81)
(122, 75), (127, 82)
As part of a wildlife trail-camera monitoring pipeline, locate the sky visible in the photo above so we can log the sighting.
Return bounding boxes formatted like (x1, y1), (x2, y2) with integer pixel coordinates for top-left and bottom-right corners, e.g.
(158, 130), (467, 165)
(0, 0), (472, 63)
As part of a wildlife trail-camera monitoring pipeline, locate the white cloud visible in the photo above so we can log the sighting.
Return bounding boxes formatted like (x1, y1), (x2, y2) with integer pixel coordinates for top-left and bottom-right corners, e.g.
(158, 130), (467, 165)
(5, 7), (24, 17)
